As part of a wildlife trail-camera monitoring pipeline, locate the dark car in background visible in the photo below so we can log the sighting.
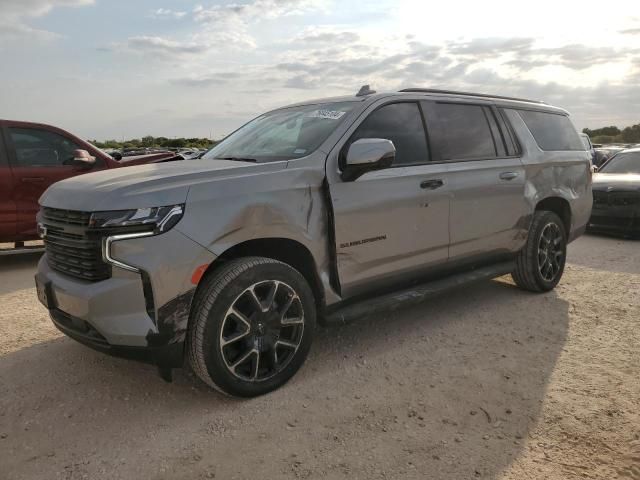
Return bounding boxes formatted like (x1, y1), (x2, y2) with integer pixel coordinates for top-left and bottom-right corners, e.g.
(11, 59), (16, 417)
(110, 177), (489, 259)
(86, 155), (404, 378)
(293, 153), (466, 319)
(594, 146), (625, 167)
(0, 119), (181, 244)
(589, 148), (640, 237)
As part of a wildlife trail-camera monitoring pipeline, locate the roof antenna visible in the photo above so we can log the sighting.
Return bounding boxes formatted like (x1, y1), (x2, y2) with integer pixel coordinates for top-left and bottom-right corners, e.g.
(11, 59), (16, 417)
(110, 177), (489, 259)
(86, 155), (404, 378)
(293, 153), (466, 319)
(356, 85), (376, 97)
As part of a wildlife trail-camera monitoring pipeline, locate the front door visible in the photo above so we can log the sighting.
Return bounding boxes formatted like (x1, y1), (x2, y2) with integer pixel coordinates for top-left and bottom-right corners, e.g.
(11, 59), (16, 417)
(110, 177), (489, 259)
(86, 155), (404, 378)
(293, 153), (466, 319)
(327, 101), (450, 298)
(0, 124), (17, 242)
(5, 126), (95, 238)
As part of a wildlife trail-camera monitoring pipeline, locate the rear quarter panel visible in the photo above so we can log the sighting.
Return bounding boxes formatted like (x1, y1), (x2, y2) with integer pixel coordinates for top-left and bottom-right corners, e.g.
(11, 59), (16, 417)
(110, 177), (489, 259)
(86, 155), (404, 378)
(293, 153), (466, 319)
(505, 109), (593, 239)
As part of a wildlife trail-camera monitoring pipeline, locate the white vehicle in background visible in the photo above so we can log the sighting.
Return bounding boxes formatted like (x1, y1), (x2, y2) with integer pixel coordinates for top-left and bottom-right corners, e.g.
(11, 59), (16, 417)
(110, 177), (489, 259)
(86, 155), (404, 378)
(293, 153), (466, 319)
(578, 133), (596, 165)
(178, 149), (201, 160)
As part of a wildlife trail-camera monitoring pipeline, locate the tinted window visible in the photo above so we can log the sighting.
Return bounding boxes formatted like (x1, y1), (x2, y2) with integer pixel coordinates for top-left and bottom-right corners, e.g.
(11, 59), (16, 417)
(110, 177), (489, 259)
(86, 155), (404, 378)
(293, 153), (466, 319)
(518, 110), (583, 151)
(434, 103), (497, 160)
(9, 128), (82, 167)
(350, 102), (429, 166)
(599, 152), (640, 174)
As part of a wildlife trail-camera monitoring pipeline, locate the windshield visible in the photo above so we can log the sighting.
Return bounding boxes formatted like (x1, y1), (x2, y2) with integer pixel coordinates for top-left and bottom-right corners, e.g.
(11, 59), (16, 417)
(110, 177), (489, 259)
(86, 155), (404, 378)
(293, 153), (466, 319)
(202, 102), (357, 162)
(600, 151), (640, 174)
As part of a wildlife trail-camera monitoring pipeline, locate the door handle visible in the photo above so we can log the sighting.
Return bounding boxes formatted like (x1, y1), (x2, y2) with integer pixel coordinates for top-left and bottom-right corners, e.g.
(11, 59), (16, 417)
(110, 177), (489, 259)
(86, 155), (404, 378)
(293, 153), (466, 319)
(499, 172), (519, 181)
(21, 177), (46, 183)
(420, 179), (444, 190)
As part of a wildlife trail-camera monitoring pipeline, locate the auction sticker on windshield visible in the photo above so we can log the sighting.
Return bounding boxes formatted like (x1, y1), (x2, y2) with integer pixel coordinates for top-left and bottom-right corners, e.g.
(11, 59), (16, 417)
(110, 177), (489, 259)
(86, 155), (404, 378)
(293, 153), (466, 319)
(307, 110), (347, 120)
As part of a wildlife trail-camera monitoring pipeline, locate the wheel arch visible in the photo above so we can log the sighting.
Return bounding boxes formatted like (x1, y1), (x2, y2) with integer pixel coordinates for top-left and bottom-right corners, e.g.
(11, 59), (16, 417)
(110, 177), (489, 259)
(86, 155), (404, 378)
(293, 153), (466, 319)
(194, 237), (326, 311)
(535, 196), (571, 234)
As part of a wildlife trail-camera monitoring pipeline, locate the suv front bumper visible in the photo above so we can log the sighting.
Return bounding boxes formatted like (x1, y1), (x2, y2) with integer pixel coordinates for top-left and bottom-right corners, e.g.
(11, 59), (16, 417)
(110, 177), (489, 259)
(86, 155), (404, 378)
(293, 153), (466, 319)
(35, 228), (216, 367)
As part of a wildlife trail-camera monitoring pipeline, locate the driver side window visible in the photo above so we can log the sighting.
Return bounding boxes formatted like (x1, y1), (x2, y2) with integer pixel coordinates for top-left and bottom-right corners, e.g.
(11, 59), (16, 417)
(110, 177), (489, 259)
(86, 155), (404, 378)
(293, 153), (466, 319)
(9, 128), (81, 167)
(350, 102), (430, 166)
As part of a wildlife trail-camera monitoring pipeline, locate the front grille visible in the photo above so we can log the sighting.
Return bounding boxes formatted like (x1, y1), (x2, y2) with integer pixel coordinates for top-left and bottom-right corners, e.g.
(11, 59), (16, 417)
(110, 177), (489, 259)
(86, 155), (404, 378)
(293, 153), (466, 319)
(609, 192), (640, 206)
(42, 208), (111, 282)
(42, 207), (92, 226)
(593, 190), (640, 207)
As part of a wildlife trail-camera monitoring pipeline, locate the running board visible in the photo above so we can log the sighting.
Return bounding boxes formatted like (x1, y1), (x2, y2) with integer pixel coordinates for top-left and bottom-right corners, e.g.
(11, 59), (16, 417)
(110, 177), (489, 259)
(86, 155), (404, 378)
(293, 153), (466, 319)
(324, 261), (515, 325)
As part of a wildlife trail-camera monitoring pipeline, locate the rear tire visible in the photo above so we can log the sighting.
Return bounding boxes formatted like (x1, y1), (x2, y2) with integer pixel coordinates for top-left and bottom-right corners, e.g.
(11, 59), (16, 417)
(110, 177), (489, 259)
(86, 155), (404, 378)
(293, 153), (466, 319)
(512, 211), (567, 292)
(187, 257), (316, 397)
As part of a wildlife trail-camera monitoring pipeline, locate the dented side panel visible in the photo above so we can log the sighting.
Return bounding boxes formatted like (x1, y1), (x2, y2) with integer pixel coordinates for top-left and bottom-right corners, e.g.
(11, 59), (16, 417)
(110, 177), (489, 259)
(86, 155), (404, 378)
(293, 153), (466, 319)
(505, 109), (593, 239)
(176, 152), (341, 306)
(110, 229), (217, 345)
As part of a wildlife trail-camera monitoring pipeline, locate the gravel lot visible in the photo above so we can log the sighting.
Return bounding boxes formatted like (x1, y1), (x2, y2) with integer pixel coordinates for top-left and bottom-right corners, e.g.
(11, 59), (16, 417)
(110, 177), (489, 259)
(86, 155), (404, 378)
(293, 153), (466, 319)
(1, 234), (638, 480)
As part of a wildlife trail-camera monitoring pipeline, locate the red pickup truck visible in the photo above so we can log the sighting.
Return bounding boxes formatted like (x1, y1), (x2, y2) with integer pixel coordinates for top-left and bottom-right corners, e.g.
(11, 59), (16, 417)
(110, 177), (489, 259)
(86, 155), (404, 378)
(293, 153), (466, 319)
(0, 119), (181, 243)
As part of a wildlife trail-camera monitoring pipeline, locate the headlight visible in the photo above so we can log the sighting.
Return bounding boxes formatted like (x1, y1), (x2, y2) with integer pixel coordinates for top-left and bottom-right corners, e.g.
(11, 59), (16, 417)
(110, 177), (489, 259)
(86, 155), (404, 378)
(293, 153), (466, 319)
(89, 205), (184, 234)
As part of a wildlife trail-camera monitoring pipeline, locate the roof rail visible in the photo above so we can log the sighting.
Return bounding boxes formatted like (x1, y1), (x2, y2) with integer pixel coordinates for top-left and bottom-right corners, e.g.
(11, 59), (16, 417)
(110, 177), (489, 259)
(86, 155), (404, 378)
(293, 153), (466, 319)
(398, 88), (545, 104)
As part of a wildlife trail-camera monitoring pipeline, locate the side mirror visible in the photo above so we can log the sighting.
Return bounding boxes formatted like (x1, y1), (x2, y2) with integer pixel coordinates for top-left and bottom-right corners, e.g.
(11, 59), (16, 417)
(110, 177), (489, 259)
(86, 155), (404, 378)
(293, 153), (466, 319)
(591, 165), (598, 173)
(342, 138), (395, 181)
(111, 151), (123, 161)
(72, 149), (96, 169)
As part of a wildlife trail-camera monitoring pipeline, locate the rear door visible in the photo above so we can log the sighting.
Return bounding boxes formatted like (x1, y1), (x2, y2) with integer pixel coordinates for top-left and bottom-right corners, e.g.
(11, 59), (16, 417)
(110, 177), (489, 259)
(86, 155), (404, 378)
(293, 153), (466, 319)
(423, 100), (528, 261)
(5, 125), (101, 239)
(327, 100), (451, 298)
(0, 122), (17, 242)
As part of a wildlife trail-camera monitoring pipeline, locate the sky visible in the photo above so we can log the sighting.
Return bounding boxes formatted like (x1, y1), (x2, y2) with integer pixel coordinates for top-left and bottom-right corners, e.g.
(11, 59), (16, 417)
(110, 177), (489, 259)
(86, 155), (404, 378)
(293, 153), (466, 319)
(0, 0), (639, 141)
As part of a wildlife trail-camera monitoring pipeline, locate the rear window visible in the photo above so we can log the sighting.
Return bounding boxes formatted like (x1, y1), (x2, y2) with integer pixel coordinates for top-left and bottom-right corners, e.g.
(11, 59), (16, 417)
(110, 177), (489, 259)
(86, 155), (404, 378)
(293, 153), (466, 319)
(518, 110), (583, 151)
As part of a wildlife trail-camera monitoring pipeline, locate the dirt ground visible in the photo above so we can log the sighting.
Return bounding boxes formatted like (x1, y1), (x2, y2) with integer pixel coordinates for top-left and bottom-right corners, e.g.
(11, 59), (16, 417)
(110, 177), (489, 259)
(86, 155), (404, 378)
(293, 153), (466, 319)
(0, 234), (638, 480)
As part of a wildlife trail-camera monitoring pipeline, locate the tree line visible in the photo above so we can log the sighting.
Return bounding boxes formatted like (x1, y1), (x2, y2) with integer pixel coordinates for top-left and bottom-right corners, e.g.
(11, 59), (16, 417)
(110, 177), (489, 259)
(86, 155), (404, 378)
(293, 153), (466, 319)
(583, 123), (640, 145)
(90, 135), (218, 150)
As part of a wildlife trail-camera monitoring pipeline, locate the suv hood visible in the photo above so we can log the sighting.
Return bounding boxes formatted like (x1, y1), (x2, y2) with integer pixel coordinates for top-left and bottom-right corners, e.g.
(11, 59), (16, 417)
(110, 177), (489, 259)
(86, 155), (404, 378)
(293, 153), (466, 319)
(592, 173), (640, 191)
(40, 160), (286, 211)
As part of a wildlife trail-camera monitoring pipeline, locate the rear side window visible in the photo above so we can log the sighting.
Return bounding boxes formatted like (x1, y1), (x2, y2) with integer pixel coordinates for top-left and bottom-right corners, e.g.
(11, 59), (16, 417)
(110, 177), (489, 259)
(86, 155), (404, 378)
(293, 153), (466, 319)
(350, 102), (430, 166)
(432, 103), (497, 160)
(518, 110), (583, 151)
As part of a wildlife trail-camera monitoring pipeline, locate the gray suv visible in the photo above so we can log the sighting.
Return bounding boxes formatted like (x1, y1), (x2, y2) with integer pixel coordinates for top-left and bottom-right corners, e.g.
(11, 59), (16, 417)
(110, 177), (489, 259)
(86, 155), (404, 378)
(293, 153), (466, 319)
(35, 88), (592, 397)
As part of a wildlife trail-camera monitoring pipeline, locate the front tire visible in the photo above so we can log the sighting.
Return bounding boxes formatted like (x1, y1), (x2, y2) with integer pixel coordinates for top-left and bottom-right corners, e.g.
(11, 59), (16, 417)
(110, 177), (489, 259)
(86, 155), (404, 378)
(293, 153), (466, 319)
(187, 257), (316, 397)
(512, 211), (567, 292)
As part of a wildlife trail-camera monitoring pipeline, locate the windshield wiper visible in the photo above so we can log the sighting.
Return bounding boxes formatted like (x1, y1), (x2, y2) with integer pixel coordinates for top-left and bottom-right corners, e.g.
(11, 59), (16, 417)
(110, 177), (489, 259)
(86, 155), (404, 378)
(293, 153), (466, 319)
(215, 156), (258, 163)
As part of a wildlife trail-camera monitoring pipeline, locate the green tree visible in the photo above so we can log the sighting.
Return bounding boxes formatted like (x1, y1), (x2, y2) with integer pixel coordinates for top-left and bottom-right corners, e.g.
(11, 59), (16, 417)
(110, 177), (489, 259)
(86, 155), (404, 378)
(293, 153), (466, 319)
(141, 136), (155, 147)
(583, 126), (621, 137)
(621, 124), (640, 143)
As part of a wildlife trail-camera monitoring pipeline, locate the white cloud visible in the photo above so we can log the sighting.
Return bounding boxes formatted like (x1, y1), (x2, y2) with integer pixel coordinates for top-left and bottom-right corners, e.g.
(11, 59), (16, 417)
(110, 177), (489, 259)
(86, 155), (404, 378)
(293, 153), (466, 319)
(152, 8), (188, 19)
(124, 30), (256, 59)
(127, 36), (210, 55)
(123, 0), (326, 60)
(192, 0), (326, 24)
(0, 0), (94, 41)
(292, 26), (360, 44)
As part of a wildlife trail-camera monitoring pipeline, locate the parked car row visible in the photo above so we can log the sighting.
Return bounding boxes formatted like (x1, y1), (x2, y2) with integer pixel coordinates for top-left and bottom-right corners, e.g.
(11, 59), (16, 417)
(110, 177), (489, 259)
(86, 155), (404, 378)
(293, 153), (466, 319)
(0, 119), (182, 244)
